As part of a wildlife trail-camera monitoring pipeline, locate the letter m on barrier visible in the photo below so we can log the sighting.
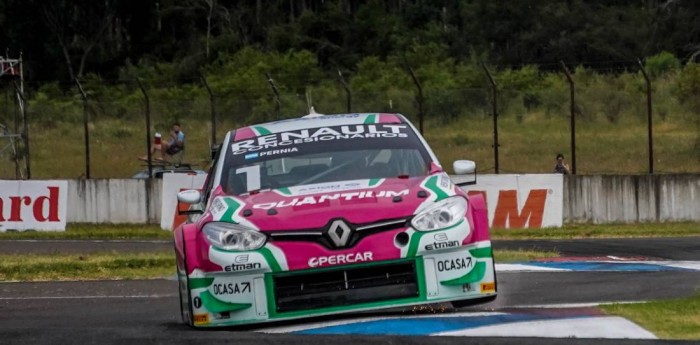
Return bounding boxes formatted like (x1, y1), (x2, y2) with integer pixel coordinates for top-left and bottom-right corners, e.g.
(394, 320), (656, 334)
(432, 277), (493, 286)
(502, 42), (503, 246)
(492, 189), (548, 228)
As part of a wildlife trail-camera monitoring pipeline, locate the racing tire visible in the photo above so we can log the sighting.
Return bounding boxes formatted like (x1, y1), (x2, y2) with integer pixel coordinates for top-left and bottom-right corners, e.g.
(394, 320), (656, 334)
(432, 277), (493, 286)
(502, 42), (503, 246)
(177, 231), (195, 327)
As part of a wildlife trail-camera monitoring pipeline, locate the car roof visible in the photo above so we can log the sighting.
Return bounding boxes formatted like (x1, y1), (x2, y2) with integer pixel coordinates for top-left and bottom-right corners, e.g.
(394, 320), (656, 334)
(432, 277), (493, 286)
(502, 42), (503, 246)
(227, 113), (406, 142)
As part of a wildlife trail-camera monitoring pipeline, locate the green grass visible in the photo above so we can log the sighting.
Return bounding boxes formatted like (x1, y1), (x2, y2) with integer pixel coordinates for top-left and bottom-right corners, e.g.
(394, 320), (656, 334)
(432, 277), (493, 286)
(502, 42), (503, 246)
(0, 251), (174, 281)
(0, 223), (172, 240)
(424, 112), (700, 174)
(0, 249), (550, 282)
(492, 222), (700, 240)
(601, 294), (700, 340)
(493, 249), (559, 262)
(4, 108), (698, 179)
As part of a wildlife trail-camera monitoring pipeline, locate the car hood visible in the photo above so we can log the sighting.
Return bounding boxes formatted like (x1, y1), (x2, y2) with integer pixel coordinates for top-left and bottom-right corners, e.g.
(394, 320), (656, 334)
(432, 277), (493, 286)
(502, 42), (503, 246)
(205, 174), (459, 231)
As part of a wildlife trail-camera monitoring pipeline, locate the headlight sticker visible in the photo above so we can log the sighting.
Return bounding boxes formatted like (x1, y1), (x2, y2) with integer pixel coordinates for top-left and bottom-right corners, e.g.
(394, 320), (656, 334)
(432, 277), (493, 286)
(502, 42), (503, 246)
(403, 221), (471, 258)
(417, 221), (470, 254)
(209, 249), (269, 272)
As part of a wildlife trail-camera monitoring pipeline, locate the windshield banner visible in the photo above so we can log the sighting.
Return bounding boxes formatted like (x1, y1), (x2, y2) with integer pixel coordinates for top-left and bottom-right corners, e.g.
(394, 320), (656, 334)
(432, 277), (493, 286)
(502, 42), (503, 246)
(231, 124), (411, 156)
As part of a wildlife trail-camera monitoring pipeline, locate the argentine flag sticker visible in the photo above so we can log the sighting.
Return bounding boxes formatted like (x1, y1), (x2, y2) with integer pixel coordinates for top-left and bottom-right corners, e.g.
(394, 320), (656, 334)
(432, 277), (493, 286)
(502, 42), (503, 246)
(245, 153), (259, 160)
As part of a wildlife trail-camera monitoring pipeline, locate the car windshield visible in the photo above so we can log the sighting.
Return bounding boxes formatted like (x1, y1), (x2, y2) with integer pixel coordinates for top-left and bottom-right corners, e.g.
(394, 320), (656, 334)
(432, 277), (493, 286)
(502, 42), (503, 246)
(221, 123), (431, 195)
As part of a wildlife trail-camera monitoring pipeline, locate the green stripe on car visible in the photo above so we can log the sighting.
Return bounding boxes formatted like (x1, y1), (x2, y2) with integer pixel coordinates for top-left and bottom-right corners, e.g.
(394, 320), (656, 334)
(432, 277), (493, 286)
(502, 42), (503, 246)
(189, 277), (215, 289)
(276, 187), (291, 196)
(424, 175), (449, 201)
(199, 290), (252, 313)
(363, 114), (377, 124)
(220, 198), (241, 223)
(406, 231), (427, 258)
(469, 246), (493, 258)
(253, 126), (271, 135)
(259, 247), (282, 272)
(439, 261), (486, 286)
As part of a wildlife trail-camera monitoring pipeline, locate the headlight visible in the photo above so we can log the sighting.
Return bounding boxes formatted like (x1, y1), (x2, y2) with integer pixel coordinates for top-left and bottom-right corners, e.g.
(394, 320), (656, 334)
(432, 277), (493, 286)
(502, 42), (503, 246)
(411, 196), (468, 231)
(202, 222), (267, 251)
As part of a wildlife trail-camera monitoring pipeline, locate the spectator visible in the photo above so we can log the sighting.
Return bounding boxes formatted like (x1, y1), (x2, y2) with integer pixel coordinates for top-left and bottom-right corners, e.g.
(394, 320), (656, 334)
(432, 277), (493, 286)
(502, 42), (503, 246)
(140, 123), (185, 161)
(554, 153), (570, 174)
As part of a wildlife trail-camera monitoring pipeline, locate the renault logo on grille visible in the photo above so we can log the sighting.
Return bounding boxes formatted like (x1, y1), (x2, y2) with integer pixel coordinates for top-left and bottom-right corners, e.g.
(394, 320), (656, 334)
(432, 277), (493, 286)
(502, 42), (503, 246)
(327, 220), (352, 247)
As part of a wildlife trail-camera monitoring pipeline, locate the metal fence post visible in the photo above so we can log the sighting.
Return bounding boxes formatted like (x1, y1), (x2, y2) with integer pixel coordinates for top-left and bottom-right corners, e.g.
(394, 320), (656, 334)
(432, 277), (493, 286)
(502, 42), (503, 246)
(13, 81), (30, 179)
(135, 78), (152, 179)
(482, 64), (499, 174)
(406, 65), (424, 134)
(337, 70), (352, 113)
(199, 72), (217, 146)
(75, 79), (91, 179)
(560, 61), (576, 175)
(265, 72), (281, 119)
(637, 58), (654, 174)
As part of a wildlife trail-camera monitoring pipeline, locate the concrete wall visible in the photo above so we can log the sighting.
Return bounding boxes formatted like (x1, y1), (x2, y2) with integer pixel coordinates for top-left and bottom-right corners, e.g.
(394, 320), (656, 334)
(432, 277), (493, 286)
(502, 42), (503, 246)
(564, 174), (700, 223)
(64, 174), (700, 224)
(67, 179), (162, 223)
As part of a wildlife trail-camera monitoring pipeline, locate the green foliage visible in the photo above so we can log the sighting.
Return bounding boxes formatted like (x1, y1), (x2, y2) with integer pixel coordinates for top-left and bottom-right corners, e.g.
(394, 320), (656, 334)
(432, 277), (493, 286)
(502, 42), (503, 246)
(674, 63), (700, 114)
(493, 222), (700, 240)
(645, 51), (681, 78)
(539, 73), (569, 118)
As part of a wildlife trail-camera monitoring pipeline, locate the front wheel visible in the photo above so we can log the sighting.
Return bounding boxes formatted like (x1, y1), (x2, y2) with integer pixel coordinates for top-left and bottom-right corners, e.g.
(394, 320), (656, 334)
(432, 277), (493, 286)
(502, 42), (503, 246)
(176, 232), (194, 327)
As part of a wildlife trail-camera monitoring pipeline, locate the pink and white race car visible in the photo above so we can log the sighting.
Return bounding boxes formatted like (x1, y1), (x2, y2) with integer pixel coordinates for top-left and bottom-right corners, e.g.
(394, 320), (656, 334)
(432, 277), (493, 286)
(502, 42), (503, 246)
(173, 113), (496, 327)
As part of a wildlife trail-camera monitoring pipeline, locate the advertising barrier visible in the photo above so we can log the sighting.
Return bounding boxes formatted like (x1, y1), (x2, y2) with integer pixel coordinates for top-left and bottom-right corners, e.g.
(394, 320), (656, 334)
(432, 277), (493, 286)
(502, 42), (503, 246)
(0, 180), (68, 231)
(456, 174), (564, 228)
(161, 173), (207, 230)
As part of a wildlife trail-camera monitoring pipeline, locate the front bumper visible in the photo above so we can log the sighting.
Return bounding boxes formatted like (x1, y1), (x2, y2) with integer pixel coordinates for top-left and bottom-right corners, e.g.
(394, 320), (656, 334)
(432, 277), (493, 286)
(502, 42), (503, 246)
(183, 241), (496, 327)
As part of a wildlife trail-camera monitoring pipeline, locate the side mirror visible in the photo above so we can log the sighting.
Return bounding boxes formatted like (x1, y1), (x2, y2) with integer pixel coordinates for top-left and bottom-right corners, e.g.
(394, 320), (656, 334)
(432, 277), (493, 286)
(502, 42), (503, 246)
(177, 189), (202, 204)
(453, 160), (477, 186)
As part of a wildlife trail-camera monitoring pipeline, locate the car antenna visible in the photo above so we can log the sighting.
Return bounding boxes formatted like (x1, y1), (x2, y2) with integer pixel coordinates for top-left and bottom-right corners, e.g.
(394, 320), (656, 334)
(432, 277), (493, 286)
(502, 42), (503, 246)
(302, 106), (324, 118)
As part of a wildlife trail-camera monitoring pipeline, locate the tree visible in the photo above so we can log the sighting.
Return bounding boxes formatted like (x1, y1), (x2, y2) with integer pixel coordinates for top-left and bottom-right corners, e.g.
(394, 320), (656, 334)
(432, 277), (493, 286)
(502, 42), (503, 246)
(41, 0), (116, 80)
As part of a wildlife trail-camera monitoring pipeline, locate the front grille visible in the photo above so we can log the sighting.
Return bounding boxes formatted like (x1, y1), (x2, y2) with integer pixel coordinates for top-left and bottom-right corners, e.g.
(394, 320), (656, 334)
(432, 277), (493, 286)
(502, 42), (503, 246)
(268, 217), (410, 249)
(272, 261), (419, 313)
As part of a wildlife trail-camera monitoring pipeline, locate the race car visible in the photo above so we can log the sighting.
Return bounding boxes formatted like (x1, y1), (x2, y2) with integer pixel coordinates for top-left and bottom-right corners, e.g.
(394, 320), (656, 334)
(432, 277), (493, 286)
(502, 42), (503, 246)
(173, 113), (497, 327)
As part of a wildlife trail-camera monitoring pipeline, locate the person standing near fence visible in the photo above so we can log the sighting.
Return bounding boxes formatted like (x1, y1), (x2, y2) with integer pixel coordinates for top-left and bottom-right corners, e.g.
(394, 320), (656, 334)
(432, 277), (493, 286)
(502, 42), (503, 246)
(554, 153), (570, 174)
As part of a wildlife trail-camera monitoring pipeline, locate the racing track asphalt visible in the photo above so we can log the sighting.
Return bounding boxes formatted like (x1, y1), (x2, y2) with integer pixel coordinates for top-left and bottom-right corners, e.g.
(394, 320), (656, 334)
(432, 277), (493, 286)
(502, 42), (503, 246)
(1, 237), (699, 344)
(2, 270), (699, 344)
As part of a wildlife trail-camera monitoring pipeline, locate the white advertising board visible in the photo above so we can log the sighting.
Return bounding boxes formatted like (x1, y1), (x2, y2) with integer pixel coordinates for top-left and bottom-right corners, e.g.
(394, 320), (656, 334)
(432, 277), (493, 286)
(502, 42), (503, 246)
(0, 180), (68, 231)
(455, 174), (563, 228)
(160, 173), (207, 230)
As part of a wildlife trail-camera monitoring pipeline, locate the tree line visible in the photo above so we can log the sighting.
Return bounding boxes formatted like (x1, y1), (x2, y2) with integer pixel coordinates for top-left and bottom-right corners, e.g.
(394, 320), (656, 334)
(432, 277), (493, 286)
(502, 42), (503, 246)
(2, 0), (700, 82)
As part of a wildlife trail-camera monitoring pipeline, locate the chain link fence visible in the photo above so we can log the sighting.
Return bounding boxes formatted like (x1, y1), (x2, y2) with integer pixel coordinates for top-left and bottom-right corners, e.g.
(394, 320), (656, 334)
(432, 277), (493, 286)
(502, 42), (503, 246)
(1, 70), (698, 179)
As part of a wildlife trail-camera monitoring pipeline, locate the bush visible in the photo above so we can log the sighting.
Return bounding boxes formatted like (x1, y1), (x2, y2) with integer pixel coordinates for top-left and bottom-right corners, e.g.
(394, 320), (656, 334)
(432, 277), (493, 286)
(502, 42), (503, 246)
(645, 51), (681, 78)
(674, 63), (700, 115)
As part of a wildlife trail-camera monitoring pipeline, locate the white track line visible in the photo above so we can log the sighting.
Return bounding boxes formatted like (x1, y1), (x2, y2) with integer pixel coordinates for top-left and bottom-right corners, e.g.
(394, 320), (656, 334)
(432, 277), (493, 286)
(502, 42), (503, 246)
(495, 261), (700, 272)
(503, 301), (648, 309)
(435, 316), (657, 339)
(495, 263), (569, 272)
(256, 312), (508, 334)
